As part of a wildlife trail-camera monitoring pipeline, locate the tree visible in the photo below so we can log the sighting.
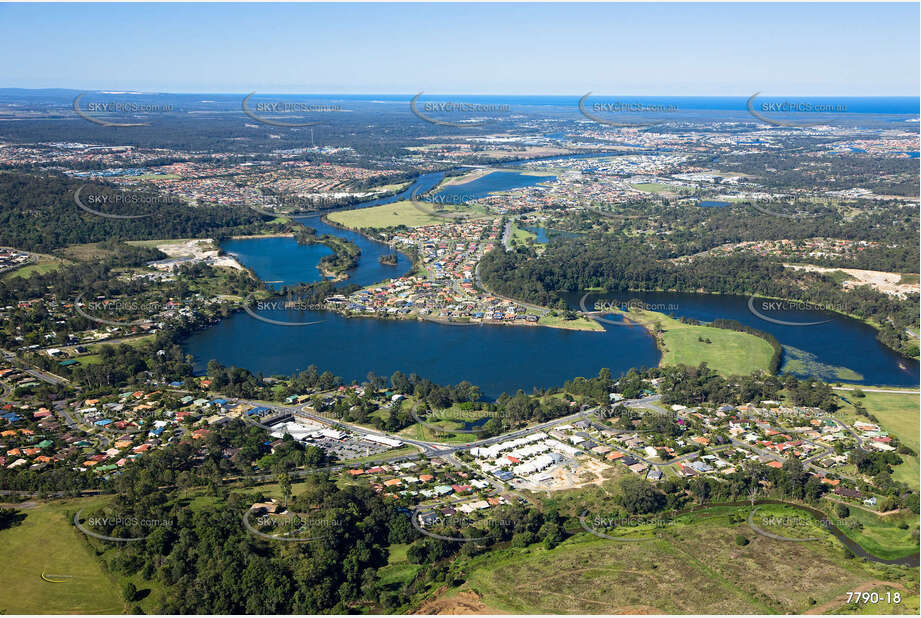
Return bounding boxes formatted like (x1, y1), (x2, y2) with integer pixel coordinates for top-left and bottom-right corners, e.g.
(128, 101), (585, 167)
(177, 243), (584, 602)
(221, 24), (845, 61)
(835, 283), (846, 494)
(835, 503), (850, 519)
(618, 477), (666, 514)
(748, 483), (760, 506)
(0, 507), (24, 531)
(123, 582), (138, 603)
(278, 471), (292, 508)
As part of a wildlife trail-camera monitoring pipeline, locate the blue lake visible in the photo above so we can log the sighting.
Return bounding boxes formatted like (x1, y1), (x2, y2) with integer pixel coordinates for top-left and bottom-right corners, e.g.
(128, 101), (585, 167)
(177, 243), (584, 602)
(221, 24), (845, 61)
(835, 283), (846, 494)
(521, 226), (582, 244)
(186, 160), (919, 395)
(433, 170), (555, 202)
(222, 236), (333, 290)
(183, 309), (659, 400)
(568, 291), (919, 388)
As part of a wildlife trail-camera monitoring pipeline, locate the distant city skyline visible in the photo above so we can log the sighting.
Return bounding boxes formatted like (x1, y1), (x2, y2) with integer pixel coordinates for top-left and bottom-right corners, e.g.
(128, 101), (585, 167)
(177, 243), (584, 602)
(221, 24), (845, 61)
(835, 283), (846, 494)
(0, 2), (918, 96)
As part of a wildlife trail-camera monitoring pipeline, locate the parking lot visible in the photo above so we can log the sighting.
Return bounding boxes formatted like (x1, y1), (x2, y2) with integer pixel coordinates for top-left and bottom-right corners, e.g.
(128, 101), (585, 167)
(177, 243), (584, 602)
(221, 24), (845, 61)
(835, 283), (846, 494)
(303, 435), (395, 461)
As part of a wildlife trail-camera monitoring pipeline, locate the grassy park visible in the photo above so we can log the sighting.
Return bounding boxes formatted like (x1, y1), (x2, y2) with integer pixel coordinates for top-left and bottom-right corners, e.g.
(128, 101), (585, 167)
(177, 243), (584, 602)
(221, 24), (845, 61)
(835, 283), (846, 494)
(0, 498), (124, 614)
(625, 309), (775, 376)
(326, 200), (485, 229)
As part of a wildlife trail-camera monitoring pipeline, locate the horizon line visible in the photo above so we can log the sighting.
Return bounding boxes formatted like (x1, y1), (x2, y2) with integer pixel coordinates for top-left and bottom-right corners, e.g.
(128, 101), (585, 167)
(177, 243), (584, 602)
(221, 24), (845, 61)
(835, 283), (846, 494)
(2, 87), (920, 99)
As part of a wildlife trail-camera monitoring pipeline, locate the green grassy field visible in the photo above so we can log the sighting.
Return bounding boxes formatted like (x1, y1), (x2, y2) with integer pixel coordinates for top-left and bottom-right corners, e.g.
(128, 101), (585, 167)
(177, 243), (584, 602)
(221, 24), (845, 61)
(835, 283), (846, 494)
(539, 312), (605, 331)
(397, 420), (480, 443)
(842, 390), (920, 490)
(857, 392), (920, 453)
(631, 182), (674, 194)
(124, 238), (194, 248)
(3, 253), (68, 280)
(396, 404), (496, 443)
(135, 173), (180, 180)
(378, 543), (421, 591)
(0, 498), (124, 614)
(629, 310), (774, 376)
(508, 223), (536, 246)
(833, 505), (920, 560)
(326, 200), (483, 229)
(449, 505), (900, 615)
(891, 455), (920, 491)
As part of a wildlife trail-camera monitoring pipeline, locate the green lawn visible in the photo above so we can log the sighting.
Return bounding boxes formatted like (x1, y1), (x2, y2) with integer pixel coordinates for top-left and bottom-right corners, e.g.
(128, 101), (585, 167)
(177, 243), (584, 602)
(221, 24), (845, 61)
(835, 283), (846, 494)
(631, 182), (674, 194)
(539, 313), (604, 331)
(124, 238), (196, 248)
(628, 310), (774, 376)
(834, 505), (920, 561)
(0, 498), (124, 614)
(88, 335), (156, 352)
(857, 391), (920, 453)
(326, 200), (484, 229)
(508, 223), (536, 246)
(397, 420), (482, 444)
(135, 173), (181, 180)
(891, 455), (920, 491)
(844, 390), (920, 490)
(378, 543), (420, 590)
(3, 253), (68, 280)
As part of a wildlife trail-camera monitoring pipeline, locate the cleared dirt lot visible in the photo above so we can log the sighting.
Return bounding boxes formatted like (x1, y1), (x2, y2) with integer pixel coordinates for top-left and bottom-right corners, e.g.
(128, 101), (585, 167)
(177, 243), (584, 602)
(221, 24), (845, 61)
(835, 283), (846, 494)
(784, 263), (920, 298)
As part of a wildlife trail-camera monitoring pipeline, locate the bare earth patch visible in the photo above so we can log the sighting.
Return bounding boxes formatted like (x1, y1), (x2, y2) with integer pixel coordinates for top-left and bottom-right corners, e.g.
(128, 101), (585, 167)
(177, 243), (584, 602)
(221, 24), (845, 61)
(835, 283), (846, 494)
(414, 589), (507, 615)
(784, 263), (920, 298)
(154, 238), (243, 270)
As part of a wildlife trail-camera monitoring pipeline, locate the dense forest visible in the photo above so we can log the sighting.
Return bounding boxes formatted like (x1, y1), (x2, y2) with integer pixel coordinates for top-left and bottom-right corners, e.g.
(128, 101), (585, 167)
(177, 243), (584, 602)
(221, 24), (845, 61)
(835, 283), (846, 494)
(0, 171), (275, 251)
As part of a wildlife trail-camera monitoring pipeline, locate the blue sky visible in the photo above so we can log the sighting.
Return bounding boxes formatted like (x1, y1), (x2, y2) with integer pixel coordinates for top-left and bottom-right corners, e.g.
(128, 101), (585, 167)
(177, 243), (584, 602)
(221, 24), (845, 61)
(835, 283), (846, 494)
(0, 2), (917, 95)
